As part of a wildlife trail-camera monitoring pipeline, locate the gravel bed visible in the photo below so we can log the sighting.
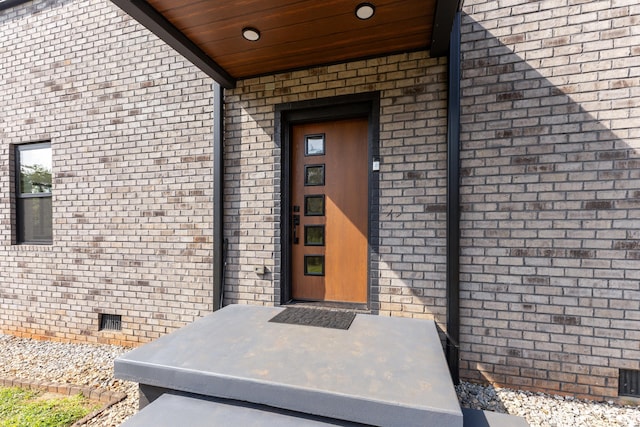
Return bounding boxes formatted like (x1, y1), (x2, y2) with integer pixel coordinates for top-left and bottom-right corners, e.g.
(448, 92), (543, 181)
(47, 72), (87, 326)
(457, 381), (640, 427)
(1, 334), (639, 426)
(0, 334), (137, 426)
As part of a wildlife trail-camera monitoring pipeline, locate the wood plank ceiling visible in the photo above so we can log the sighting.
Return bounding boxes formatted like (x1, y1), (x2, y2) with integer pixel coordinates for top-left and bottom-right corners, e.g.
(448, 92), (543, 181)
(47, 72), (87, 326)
(110, 0), (461, 88)
(144, 0), (437, 80)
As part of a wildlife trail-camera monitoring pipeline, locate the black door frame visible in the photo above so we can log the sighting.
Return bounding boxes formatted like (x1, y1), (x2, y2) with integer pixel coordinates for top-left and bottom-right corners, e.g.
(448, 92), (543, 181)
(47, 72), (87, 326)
(275, 92), (380, 309)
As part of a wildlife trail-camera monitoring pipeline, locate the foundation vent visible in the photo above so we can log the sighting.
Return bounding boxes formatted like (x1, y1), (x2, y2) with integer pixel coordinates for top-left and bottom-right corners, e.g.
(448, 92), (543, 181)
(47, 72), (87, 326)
(619, 369), (640, 397)
(99, 314), (122, 331)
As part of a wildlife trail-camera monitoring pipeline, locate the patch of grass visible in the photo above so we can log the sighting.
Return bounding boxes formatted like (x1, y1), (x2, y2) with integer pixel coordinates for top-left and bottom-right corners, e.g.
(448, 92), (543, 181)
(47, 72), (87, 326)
(0, 387), (98, 427)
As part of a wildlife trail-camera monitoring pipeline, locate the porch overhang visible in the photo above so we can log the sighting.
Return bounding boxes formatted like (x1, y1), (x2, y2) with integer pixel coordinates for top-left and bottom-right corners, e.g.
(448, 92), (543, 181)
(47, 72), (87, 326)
(110, 0), (461, 89)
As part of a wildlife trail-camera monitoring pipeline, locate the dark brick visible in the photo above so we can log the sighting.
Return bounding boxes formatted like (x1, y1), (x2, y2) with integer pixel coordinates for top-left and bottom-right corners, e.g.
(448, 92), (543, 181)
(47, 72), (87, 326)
(526, 202), (551, 211)
(584, 200), (613, 210)
(403, 85), (427, 96)
(511, 248), (536, 257)
(142, 210), (166, 217)
(487, 64), (514, 76)
(613, 241), (640, 250)
(425, 204), (447, 212)
(507, 349), (522, 357)
(523, 126), (549, 136)
(616, 160), (640, 169)
(552, 315), (580, 326)
(544, 36), (569, 47)
(502, 34), (525, 44)
(596, 150), (628, 160)
(497, 91), (524, 101)
(569, 250), (594, 259)
(274, 87), (291, 95)
(404, 171), (425, 180)
(496, 129), (514, 138)
(513, 156), (539, 165)
(524, 276), (550, 285)
(526, 164), (553, 173)
(629, 252), (640, 260)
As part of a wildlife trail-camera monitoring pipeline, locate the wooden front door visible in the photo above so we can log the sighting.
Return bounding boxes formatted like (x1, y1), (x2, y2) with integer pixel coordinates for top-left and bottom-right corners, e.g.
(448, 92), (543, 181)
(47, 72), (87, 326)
(291, 118), (369, 303)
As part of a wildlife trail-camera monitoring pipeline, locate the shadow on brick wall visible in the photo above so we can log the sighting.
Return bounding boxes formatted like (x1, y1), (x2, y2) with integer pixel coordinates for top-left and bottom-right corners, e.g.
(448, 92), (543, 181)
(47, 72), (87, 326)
(457, 12), (639, 399)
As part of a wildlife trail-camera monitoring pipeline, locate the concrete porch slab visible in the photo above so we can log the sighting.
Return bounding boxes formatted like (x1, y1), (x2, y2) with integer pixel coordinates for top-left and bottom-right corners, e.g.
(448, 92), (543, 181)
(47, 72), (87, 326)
(115, 305), (463, 427)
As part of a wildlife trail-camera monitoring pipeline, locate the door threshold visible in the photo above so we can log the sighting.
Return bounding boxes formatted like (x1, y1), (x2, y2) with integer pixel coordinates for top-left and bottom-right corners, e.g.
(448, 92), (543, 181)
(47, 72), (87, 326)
(284, 300), (370, 314)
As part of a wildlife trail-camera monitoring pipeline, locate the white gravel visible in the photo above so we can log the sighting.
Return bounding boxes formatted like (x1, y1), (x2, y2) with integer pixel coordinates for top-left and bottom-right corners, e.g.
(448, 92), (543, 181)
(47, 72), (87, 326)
(457, 381), (640, 427)
(1, 334), (639, 426)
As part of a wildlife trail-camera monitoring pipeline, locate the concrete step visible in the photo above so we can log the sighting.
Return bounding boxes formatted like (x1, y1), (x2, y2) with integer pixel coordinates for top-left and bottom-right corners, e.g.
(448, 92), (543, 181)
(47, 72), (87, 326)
(120, 393), (370, 426)
(463, 409), (529, 427)
(119, 394), (529, 427)
(115, 305), (527, 426)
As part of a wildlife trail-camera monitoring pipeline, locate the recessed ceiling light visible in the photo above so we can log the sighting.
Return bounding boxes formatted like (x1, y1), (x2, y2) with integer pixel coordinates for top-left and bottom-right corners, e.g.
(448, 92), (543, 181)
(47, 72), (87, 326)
(355, 3), (375, 20)
(242, 27), (260, 42)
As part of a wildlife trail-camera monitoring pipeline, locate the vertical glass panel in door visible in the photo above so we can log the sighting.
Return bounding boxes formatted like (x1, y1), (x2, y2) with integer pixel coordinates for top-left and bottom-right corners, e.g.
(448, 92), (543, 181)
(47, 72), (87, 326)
(304, 195), (325, 216)
(305, 165), (325, 186)
(304, 255), (325, 276)
(305, 225), (325, 246)
(305, 134), (325, 156)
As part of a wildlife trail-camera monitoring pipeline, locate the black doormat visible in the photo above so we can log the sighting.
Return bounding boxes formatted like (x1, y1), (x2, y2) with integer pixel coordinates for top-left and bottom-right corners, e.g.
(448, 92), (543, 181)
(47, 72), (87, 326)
(269, 307), (356, 330)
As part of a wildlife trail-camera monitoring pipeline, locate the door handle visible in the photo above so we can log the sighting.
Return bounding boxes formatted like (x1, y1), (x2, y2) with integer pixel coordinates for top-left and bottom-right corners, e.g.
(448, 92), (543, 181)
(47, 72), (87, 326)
(293, 214), (300, 244)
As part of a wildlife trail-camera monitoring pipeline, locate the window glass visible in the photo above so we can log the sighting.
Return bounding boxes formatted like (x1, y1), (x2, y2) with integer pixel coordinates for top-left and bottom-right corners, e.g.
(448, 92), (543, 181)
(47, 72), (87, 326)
(17, 197), (53, 243)
(305, 134), (325, 156)
(305, 165), (325, 186)
(16, 142), (52, 244)
(305, 225), (325, 246)
(304, 255), (325, 276)
(19, 145), (52, 194)
(305, 195), (325, 216)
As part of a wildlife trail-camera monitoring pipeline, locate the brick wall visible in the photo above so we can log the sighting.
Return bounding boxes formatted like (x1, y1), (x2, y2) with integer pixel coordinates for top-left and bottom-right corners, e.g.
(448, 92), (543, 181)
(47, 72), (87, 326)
(460, 0), (640, 399)
(0, 0), (215, 345)
(223, 53), (450, 324)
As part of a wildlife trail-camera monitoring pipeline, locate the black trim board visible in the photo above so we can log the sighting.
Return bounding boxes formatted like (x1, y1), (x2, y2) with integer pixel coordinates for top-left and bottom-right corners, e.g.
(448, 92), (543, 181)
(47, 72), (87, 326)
(430, 0), (463, 57)
(275, 92), (381, 309)
(109, 0), (235, 89)
(212, 82), (224, 310)
(446, 12), (462, 385)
